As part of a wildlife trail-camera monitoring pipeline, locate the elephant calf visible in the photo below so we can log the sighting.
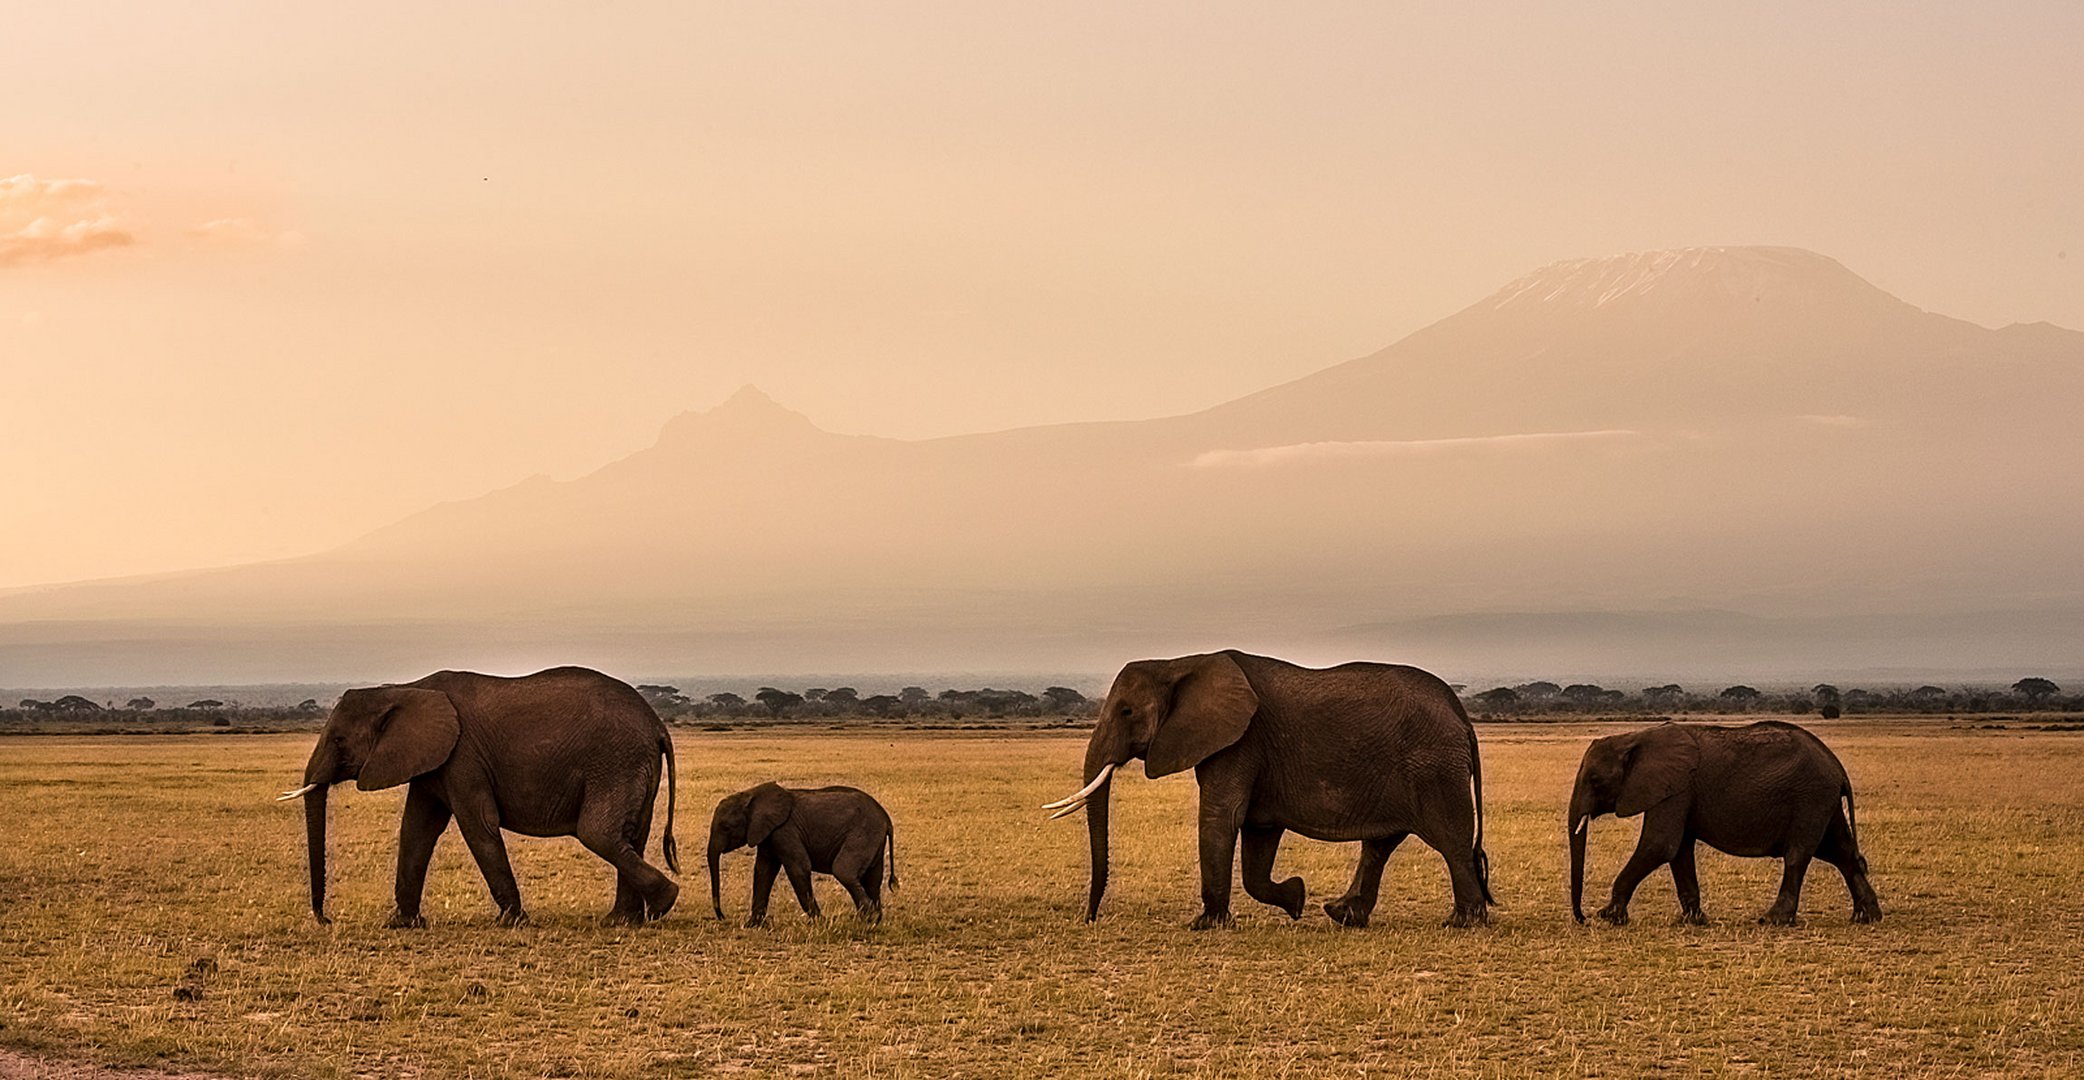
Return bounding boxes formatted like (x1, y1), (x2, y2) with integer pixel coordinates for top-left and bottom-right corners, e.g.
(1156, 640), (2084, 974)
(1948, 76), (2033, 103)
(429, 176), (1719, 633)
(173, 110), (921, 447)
(1569, 720), (1882, 927)
(708, 783), (897, 926)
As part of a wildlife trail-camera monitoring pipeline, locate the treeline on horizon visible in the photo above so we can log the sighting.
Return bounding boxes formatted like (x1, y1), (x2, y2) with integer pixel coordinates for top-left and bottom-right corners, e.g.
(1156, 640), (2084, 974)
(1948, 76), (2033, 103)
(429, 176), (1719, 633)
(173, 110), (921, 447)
(2, 677), (2074, 728)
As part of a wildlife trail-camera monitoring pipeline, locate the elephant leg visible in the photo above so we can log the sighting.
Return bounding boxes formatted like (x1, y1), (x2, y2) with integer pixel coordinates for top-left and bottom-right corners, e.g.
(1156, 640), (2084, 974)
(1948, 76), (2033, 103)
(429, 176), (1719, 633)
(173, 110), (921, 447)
(454, 806), (526, 926)
(1191, 791), (1244, 930)
(387, 784), (451, 929)
(863, 847), (885, 911)
(830, 831), (884, 922)
(1818, 811), (1882, 923)
(1325, 833), (1405, 928)
(1761, 848), (1814, 926)
(605, 799), (655, 924)
(747, 849), (779, 928)
(579, 798), (675, 926)
(1239, 826), (1305, 920)
(1598, 805), (1683, 927)
(1415, 811), (1488, 928)
(1670, 837), (1707, 925)
(781, 861), (821, 920)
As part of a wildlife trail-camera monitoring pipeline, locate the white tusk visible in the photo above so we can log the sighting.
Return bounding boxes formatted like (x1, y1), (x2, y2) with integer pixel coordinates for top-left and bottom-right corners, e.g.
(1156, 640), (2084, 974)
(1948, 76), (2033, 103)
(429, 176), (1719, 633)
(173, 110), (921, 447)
(1041, 762), (1115, 810)
(276, 783), (319, 802)
(1047, 800), (1087, 821)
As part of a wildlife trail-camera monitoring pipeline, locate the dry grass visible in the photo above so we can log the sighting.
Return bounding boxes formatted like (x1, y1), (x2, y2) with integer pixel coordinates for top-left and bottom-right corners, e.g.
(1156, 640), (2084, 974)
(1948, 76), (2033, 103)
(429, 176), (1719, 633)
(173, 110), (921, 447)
(3, 721), (2082, 1077)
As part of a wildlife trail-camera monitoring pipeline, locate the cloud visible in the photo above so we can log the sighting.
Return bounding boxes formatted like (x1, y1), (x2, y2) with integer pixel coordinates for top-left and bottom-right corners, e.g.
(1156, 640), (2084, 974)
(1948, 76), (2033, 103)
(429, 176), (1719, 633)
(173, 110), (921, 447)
(190, 217), (305, 248)
(1191, 429), (1642, 468)
(0, 175), (137, 267)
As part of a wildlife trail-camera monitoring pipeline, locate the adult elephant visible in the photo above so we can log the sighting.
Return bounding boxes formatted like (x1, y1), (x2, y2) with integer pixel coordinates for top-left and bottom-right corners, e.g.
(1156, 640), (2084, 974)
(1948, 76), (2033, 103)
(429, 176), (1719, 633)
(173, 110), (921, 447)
(277, 666), (680, 927)
(1045, 651), (1493, 929)
(1568, 721), (1881, 926)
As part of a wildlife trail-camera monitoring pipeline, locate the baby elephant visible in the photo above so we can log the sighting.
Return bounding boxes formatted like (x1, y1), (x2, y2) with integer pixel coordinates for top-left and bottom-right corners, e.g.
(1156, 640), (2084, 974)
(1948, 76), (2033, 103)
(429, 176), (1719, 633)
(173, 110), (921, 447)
(1569, 720), (1881, 926)
(707, 782), (897, 926)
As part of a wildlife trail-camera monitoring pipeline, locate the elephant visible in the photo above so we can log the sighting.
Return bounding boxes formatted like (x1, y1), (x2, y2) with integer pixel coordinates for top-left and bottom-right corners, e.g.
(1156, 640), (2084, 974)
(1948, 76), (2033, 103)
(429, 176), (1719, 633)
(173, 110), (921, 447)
(1568, 720), (1882, 927)
(277, 666), (680, 927)
(1044, 650), (1493, 929)
(707, 782), (897, 926)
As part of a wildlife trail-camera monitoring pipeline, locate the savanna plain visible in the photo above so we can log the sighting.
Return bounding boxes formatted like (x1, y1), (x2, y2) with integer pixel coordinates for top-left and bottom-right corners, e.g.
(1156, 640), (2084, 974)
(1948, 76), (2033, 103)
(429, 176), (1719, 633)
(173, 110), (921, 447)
(2, 721), (2081, 1077)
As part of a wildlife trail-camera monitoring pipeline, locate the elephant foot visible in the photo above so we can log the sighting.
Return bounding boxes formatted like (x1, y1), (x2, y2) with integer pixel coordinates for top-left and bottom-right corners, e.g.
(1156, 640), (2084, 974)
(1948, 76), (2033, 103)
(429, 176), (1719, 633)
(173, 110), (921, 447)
(1323, 898), (1371, 929)
(1595, 904), (1630, 927)
(384, 910), (428, 930)
(1851, 905), (1883, 925)
(1262, 877), (1306, 920)
(1674, 908), (1709, 927)
(495, 908), (530, 928)
(744, 915), (767, 929)
(1445, 905), (1490, 929)
(1758, 908), (1799, 927)
(646, 880), (680, 921)
(856, 904), (883, 924)
(602, 908), (645, 928)
(1188, 911), (1235, 931)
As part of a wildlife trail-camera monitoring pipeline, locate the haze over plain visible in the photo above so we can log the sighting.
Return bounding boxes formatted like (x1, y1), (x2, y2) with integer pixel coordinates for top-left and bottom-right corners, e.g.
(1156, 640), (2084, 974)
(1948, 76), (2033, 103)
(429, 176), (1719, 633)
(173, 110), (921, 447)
(4, 3), (2080, 684)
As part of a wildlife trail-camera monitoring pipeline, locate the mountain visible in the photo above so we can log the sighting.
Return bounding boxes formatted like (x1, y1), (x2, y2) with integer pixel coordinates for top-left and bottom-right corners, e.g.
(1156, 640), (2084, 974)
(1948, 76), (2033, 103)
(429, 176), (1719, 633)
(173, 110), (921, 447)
(5, 246), (2080, 684)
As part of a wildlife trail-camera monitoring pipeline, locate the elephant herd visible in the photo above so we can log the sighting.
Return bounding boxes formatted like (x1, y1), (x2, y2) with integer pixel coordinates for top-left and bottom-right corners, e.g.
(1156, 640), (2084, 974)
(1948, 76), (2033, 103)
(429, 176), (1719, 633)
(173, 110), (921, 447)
(279, 653), (1882, 931)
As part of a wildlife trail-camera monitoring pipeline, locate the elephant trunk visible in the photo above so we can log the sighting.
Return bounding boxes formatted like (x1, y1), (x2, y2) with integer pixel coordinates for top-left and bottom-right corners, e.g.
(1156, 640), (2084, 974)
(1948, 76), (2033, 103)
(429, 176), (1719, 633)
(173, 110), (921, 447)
(1079, 738), (1119, 922)
(304, 784), (331, 925)
(708, 848), (725, 920)
(1568, 782), (1594, 924)
(294, 740), (340, 925)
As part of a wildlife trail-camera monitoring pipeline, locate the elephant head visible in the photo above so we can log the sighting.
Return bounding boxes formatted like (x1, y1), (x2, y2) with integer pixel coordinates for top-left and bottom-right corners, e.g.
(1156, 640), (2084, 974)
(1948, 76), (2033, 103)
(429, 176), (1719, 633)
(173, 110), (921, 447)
(1042, 652), (1259, 921)
(1569, 723), (1698, 923)
(707, 783), (794, 919)
(277, 687), (460, 924)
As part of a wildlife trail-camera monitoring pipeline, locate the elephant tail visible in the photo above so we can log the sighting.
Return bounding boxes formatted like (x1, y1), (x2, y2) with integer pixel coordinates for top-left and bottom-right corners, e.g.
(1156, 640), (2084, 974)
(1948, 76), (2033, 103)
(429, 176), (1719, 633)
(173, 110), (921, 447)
(886, 824), (899, 891)
(1464, 711), (1496, 906)
(660, 732), (681, 875)
(1844, 784), (1867, 875)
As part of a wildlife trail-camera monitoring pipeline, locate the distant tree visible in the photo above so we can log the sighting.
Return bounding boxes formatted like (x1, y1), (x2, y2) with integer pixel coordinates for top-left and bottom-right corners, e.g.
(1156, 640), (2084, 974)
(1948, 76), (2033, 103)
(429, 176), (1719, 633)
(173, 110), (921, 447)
(1562, 683), (1607, 704)
(2013, 677), (2060, 701)
(898, 686), (929, 704)
(823, 687), (860, 708)
(637, 684), (693, 711)
(754, 688), (804, 718)
(1910, 685), (1947, 701)
(211, 716), (232, 728)
(50, 695), (103, 713)
(1474, 687), (1520, 708)
(1641, 684), (1685, 707)
(186, 699), (225, 710)
(295, 698), (322, 713)
(803, 688), (829, 702)
(1718, 686), (1762, 708)
(125, 697), (156, 711)
(1515, 681), (1561, 700)
(706, 692), (747, 709)
(1820, 703), (1842, 719)
(1041, 687), (1088, 711)
(861, 694), (902, 717)
(18, 699), (51, 712)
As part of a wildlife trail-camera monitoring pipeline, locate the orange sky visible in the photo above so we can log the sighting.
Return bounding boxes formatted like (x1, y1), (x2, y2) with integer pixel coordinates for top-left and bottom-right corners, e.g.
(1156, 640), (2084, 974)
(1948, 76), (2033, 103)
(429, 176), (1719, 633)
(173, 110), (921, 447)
(4, 2), (2081, 588)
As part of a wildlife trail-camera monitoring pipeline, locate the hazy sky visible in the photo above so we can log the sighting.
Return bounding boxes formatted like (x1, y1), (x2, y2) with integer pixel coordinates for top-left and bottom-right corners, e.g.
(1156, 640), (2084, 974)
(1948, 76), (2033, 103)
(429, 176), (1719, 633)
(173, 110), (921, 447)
(5, 1), (2080, 588)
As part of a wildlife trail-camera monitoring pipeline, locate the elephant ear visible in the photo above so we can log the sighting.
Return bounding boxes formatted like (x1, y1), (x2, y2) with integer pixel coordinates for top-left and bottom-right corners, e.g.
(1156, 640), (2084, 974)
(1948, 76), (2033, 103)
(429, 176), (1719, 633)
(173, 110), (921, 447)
(356, 688), (461, 791)
(1615, 725), (1699, 817)
(745, 784), (795, 846)
(1146, 653), (1260, 779)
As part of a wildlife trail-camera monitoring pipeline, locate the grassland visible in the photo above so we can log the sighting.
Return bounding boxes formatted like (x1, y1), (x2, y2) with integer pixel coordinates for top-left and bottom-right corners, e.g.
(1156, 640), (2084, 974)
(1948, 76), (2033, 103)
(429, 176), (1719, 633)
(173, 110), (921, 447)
(3, 721), (2082, 1077)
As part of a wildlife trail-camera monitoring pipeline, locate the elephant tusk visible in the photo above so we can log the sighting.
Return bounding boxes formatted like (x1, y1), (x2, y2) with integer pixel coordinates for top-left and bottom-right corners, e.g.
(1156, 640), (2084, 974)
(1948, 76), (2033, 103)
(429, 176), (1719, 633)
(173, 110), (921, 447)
(1047, 801), (1088, 821)
(276, 783), (319, 802)
(1041, 763), (1115, 811)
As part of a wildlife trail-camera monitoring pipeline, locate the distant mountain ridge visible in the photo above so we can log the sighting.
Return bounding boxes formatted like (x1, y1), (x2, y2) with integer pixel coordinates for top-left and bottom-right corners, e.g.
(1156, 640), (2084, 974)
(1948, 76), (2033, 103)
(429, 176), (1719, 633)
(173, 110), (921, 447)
(4, 246), (2079, 683)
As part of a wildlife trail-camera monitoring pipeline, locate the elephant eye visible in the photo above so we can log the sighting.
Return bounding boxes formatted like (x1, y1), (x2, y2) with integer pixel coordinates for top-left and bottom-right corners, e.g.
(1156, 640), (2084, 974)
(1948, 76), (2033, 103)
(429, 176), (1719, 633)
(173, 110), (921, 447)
(1118, 704), (1132, 717)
